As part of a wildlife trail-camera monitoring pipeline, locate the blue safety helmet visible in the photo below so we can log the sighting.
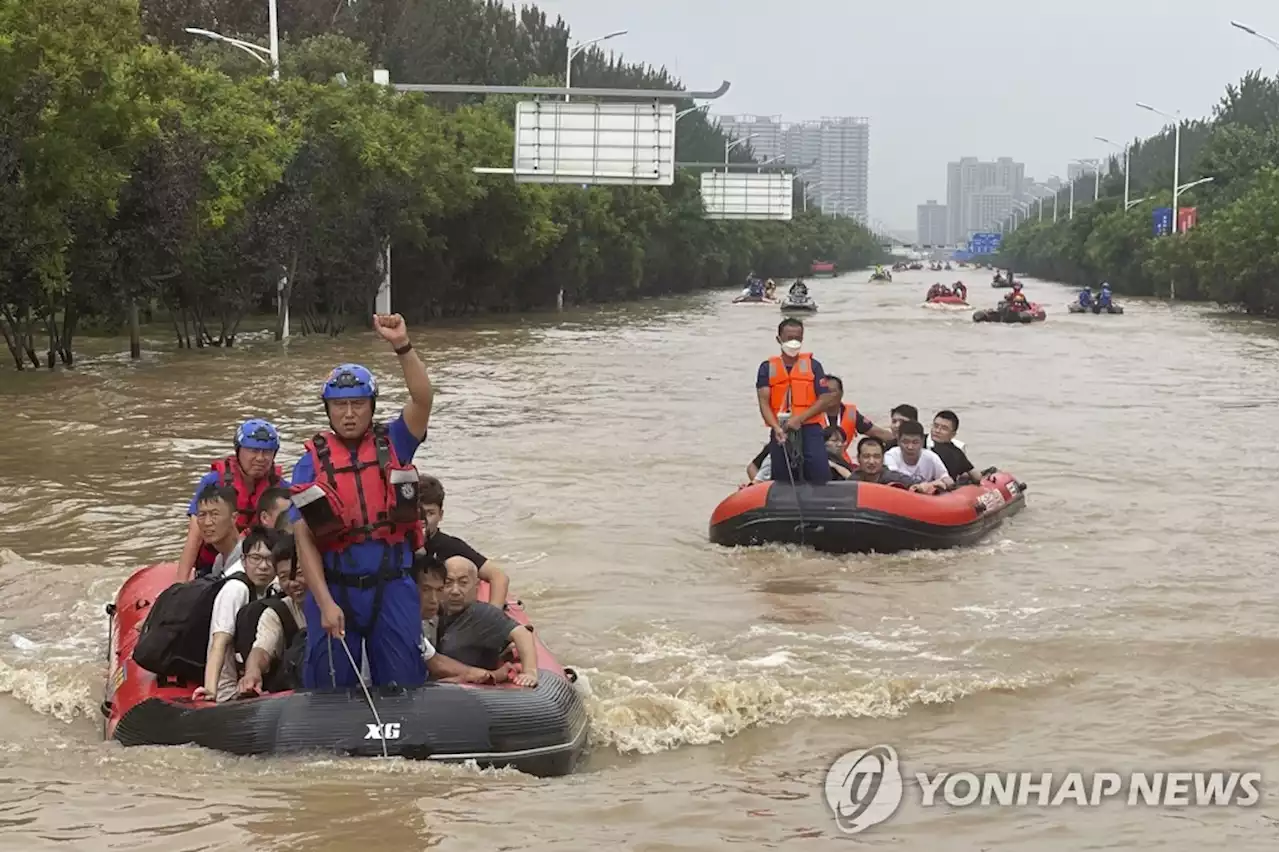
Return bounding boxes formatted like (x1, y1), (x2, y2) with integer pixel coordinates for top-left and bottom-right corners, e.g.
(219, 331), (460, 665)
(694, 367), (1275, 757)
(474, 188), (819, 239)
(236, 418), (280, 451)
(321, 363), (378, 401)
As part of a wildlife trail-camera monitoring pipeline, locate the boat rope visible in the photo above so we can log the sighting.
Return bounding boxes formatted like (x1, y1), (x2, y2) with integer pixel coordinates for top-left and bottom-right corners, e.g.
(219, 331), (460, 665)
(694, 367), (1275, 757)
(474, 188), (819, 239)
(336, 636), (389, 759)
(780, 430), (807, 547)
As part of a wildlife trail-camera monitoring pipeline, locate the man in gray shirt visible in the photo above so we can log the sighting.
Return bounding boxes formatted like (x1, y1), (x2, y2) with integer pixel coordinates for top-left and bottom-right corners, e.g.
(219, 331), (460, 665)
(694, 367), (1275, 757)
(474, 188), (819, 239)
(437, 556), (539, 688)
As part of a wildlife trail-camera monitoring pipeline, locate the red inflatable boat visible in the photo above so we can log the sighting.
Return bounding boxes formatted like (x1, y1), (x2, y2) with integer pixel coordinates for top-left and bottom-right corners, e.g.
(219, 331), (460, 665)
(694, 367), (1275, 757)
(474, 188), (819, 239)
(973, 303), (1046, 323)
(810, 260), (837, 277)
(709, 469), (1027, 554)
(102, 564), (588, 776)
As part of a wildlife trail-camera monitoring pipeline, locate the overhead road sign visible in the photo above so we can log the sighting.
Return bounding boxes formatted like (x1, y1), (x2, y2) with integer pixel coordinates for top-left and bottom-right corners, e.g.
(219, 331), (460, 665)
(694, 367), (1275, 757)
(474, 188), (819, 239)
(512, 101), (676, 186)
(701, 172), (793, 220)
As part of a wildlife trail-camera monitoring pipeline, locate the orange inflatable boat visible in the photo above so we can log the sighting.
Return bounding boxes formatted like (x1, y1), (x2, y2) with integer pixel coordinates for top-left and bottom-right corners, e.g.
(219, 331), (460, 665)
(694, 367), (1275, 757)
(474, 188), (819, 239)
(709, 469), (1027, 554)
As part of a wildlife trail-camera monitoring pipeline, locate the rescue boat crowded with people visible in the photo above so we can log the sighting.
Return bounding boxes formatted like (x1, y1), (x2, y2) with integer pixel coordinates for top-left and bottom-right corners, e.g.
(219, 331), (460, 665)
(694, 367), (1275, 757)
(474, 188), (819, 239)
(709, 314), (1029, 553)
(105, 313), (587, 776)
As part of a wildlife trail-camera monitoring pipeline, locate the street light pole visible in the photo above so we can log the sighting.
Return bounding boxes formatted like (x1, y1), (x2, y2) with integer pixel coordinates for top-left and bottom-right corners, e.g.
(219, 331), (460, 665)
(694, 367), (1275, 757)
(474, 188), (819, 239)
(802, 180), (823, 213)
(1230, 20), (1280, 48)
(1069, 178), (1074, 220)
(1137, 101), (1182, 298)
(1095, 135), (1129, 210)
(267, 0), (279, 80)
(565, 30), (628, 102)
(675, 105), (710, 120)
(185, 0), (279, 77)
(724, 134), (758, 173)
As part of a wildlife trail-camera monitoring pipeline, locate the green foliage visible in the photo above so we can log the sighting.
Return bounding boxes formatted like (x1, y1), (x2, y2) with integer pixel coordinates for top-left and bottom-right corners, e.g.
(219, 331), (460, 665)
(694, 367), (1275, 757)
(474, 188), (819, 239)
(0, 0), (885, 368)
(1001, 73), (1278, 317)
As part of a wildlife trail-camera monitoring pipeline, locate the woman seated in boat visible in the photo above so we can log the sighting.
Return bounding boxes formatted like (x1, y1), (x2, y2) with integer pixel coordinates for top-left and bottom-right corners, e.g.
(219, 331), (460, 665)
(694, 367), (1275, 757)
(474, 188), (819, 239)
(951, 281), (967, 301)
(743, 427), (852, 486)
(927, 283), (950, 300)
(822, 426), (854, 480)
(764, 280), (777, 299)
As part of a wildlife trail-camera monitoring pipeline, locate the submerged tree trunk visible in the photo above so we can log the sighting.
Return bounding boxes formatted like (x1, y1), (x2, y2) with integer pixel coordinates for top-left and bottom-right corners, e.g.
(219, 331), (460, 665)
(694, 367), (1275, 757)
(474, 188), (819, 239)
(60, 298), (77, 366)
(12, 306), (40, 368)
(0, 313), (24, 370)
(128, 299), (141, 359)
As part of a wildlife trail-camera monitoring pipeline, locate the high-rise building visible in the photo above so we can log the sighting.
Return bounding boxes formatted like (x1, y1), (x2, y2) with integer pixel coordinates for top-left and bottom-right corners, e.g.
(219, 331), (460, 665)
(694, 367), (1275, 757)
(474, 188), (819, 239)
(815, 116), (869, 222)
(774, 117), (870, 222)
(713, 114), (785, 163)
(916, 200), (947, 245)
(784, 120), (822, 172)
(945, 156), (1027, 242)
(968, 188), (1013, 235)
(714, 114), (871, 223)
(1067, 162), (1086, 182)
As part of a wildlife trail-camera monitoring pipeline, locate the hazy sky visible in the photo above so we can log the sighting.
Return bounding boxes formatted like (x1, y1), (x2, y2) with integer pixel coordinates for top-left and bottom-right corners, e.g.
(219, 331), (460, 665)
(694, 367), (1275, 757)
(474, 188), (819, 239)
(533, 0), (1278, 231)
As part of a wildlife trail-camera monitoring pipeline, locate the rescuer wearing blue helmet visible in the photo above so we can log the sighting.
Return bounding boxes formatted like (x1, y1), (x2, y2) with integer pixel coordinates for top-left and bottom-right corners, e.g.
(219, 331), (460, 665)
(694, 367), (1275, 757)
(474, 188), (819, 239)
(288, 313), (435, 689)
(176, 418), (286, 582)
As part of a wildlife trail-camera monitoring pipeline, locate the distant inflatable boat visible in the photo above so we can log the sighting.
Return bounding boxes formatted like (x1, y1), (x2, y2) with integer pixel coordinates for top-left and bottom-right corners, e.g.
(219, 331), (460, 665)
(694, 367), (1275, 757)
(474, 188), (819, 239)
(1067, 302), (1123, 314)
(708, 470), (1027, 554)
(103, 564), (588, 777)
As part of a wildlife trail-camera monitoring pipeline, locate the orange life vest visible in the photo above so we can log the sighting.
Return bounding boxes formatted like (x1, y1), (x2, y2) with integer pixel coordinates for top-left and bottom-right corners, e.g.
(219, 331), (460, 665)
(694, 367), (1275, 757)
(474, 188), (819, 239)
(290, 424), (422, 556)
(766, 354), (826, 426)
(836, 402), (859, 463)
(196, 456), (283, 572)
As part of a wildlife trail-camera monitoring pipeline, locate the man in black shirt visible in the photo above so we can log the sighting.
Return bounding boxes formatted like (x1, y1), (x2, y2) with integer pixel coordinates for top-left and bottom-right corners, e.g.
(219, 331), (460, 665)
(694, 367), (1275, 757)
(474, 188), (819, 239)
(418, 474), (510, 609)
(438, 556), (538, 688)
(928, 409), (976, 483)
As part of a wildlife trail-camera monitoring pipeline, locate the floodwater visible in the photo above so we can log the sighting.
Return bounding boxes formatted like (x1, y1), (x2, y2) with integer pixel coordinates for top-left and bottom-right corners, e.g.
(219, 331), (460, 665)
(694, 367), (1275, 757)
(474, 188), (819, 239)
(0, 267), (1276, 850)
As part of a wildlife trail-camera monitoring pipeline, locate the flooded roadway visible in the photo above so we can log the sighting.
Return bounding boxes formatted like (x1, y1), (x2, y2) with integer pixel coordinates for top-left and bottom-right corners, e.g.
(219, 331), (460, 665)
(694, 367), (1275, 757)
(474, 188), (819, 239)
(0, 266), (1276, 850)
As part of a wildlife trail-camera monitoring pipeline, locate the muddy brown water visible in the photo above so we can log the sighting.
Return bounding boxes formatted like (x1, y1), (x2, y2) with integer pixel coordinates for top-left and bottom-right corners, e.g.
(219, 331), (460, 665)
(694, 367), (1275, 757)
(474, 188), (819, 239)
(0, 268), (1276, 850)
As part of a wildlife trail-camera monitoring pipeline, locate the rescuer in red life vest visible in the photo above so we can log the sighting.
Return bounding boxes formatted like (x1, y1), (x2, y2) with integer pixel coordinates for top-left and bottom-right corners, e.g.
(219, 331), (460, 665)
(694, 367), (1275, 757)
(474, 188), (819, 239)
(288, 313), (434, 689)
(756, 318), (840, 484)
(176, 419), (285, 583)
(1003, 282), (1029, 311)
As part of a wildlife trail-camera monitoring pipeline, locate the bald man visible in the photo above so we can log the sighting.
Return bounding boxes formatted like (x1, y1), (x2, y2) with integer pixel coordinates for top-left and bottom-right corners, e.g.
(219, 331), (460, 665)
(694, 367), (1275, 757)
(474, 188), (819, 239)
(438, 555), (539, 688)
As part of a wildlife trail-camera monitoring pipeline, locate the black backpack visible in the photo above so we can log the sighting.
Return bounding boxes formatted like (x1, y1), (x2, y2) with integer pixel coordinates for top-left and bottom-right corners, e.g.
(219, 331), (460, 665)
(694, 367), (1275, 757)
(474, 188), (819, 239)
(132, 573), (254, 684)
(267, 628), (307, 693)
(232, 596), (303, 692)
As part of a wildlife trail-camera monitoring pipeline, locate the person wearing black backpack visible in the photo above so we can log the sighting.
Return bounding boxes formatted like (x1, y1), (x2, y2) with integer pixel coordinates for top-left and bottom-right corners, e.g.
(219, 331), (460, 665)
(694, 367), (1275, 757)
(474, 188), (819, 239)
(193, 526), (280, 702)
(235, 533), (307, 696)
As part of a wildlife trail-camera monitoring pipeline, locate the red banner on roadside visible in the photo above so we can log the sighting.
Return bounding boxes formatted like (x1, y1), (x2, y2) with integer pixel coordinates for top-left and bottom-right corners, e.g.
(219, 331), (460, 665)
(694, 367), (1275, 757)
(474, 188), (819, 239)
(1177, 206), (1198, 233)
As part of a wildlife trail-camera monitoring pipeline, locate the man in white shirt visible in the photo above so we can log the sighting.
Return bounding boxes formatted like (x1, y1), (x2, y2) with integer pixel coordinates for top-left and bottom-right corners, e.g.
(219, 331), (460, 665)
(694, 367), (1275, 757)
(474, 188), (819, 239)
(194, 526), (279, 702)
(883, 420), (954, 495)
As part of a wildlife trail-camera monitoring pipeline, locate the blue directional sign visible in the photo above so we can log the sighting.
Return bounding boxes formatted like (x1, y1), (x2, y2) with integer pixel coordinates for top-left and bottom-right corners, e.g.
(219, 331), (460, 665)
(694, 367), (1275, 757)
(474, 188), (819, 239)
(968, 232), (1002, 256)
(1152, 207), (1173, 236)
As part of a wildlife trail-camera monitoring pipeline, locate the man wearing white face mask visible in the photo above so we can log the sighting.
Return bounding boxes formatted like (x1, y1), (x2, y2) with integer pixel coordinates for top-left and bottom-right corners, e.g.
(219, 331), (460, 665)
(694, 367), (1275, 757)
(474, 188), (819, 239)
(755, 318), (839, 485)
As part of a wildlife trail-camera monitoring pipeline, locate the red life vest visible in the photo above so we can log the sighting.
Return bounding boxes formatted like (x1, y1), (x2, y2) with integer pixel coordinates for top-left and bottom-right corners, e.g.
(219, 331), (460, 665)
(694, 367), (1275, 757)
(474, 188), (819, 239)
(195, 456), (283, 572)
(290, 424), (422, 555)
(765, 354), (826, 426)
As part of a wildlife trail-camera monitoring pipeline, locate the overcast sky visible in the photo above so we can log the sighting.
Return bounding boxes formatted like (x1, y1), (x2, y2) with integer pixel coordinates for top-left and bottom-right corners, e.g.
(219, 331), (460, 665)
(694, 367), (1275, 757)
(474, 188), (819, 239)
(533, 0), (1278, 231)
